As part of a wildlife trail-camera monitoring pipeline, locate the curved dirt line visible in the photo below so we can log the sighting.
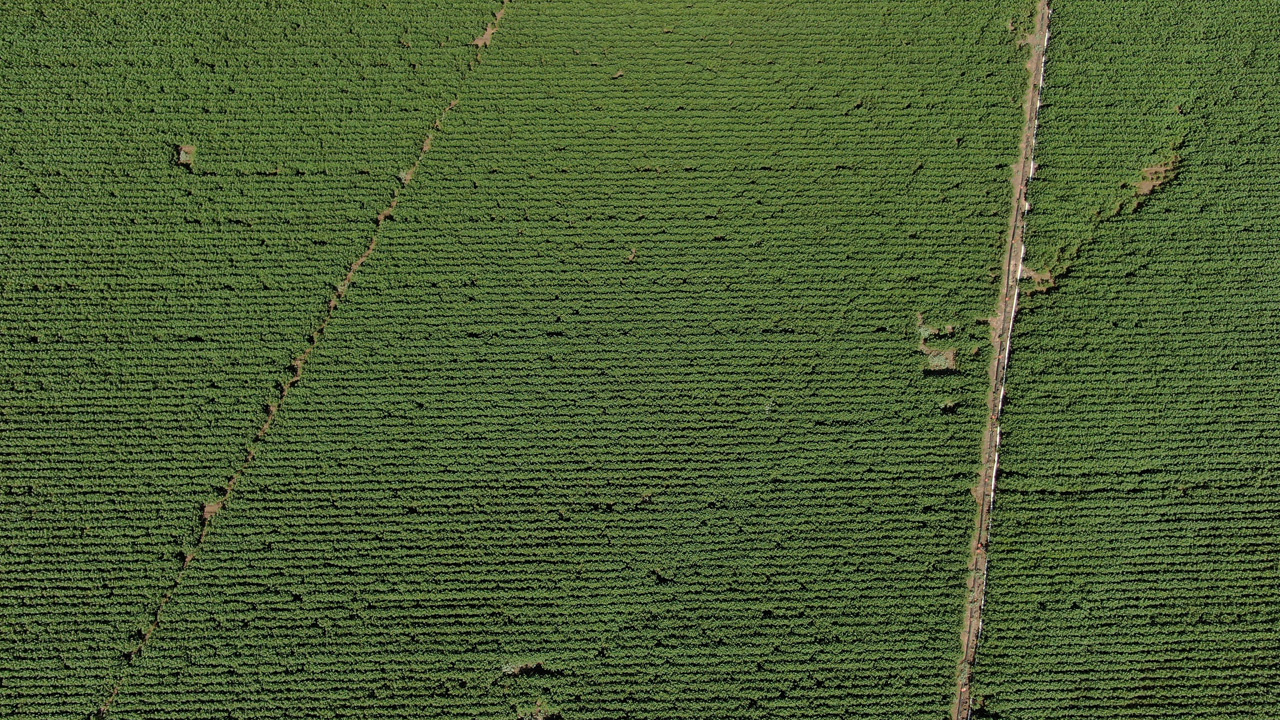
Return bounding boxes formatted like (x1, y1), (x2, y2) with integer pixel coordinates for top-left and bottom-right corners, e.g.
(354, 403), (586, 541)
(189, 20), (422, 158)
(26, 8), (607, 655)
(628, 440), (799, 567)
(92, 3), (514, 717)
(952, 2), (1051, 719)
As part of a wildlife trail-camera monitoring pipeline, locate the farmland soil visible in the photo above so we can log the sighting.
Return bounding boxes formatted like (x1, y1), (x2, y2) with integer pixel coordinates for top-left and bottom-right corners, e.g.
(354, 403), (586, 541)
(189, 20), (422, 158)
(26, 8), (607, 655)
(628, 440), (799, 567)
(952, 1), (1051, 719)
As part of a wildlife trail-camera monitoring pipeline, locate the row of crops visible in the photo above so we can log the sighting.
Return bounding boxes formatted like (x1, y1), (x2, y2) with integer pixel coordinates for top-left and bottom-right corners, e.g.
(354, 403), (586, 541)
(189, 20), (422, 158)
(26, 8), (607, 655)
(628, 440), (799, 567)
(0, 1), (503, 716)
(90, 1), (1041, 717)
(3, 0), (1277, 718)
(975, 0), (1280, 717)
(1, 0), (1040, 717)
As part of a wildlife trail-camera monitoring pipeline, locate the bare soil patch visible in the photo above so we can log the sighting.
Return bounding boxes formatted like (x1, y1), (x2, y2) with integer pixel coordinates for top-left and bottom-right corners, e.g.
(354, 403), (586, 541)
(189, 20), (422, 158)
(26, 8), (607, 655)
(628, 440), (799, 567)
(1134, 155), (1180, 196)
(1026, 266), (1055, 292)
(175, 144), (195, 169)
(917, 314), (959, 371)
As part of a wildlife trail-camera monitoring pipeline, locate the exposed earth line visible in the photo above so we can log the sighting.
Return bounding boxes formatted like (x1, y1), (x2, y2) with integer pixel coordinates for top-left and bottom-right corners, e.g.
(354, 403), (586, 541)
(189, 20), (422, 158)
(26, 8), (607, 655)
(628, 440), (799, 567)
(951, 2), (1051, 719)
(91, 2), (513, 717)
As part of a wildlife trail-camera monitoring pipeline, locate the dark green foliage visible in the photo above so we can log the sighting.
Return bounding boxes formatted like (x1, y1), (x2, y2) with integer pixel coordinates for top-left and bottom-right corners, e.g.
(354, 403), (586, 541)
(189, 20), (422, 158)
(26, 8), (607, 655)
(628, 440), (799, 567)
(977, 1), (1280, 717)
(0, 1), (1034, 718)
(0, 2), (501, 716)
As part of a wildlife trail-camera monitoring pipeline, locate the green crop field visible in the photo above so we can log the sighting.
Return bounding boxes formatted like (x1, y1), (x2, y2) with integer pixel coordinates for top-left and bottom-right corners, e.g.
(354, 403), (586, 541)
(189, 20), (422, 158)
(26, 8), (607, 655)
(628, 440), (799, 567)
(2, 1), (1278, 719)
(974, 1), (1280, 718)
(0, 1), (514, 714)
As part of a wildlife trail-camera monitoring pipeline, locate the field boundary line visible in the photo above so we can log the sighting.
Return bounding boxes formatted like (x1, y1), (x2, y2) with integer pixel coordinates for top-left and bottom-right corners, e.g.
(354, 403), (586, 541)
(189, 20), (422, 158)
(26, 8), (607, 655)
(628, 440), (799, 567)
(91, 2), (514, 717)
(951, 1), (1051, 719)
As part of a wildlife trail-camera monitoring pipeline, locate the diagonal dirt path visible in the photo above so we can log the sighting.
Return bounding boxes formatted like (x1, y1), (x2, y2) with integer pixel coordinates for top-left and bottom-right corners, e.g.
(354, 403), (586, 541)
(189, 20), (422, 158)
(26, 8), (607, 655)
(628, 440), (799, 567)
(91, 3), (514, 717)
(951, 1), (1051, 719)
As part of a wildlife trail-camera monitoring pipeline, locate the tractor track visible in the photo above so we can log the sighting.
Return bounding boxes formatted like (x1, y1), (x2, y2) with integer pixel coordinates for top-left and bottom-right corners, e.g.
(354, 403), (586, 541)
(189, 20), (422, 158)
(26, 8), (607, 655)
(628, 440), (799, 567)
(951, 2), (1052, 719)
(90, 3), (514, 717)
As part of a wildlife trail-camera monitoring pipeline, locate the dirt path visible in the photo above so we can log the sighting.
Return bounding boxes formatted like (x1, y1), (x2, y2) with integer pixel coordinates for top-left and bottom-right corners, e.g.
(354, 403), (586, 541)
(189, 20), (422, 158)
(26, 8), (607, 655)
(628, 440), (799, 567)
(92, 4), (512, 717)
(951, 2), (1051, 719)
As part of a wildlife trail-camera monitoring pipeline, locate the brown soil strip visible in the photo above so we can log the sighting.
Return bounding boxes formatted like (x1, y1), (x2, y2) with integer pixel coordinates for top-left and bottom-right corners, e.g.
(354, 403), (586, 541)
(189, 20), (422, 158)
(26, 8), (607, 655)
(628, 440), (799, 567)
(1134, 155), (1180, 196)
(951, 2), (1051, 720)
(92, 3), (514, 717)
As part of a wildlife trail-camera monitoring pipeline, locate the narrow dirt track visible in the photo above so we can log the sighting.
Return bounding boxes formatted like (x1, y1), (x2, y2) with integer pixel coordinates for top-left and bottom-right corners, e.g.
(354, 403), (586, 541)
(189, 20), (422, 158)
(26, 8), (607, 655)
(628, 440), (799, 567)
(91, 4), (513, 717)
(951, 2), (1051, 719)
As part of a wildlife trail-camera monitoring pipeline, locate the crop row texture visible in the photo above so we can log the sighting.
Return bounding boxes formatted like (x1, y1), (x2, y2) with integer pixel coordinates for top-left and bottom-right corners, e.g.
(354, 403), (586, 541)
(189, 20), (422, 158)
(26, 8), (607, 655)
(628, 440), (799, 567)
(56, 1), (1034, 718)
(0, 2), (504, 716)
(975, 1), (1280, 718)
